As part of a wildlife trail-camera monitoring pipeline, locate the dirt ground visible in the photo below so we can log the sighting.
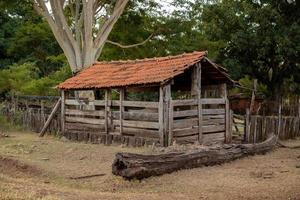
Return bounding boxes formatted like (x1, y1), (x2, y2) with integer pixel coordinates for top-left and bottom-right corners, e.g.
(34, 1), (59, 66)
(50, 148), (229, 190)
(0, 131), (299, 200)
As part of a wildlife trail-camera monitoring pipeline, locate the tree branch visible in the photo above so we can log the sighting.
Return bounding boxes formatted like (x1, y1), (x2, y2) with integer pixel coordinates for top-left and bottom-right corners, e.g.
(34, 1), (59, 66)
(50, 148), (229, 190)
(106, 33), (154, 49)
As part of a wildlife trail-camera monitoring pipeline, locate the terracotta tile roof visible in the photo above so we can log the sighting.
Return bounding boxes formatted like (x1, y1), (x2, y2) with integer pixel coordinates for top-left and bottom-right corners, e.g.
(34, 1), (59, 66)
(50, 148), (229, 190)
(58, 51), (229, 90)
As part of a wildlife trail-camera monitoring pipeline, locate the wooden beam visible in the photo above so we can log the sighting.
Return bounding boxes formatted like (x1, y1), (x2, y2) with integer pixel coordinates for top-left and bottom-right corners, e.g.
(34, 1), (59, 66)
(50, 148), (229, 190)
(224, 84), (231, 143)
(104, 89), (111, 134)
(61, 90), (65, 134)
(197, 63), (203, 143)
(159, 86), (164, 146)
(164, 84), (171, 147)
(119, 88), (124, 135)
(168, 99), (173, 146)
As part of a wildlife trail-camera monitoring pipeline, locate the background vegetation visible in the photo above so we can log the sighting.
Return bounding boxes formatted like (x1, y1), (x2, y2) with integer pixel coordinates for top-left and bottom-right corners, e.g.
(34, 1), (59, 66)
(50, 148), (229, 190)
(0, 0), (299, 99)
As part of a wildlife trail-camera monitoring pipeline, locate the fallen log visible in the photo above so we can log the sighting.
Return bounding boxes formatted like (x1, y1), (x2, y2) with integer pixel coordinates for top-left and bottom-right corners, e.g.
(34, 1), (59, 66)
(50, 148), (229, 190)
(112, 135), (277, 180)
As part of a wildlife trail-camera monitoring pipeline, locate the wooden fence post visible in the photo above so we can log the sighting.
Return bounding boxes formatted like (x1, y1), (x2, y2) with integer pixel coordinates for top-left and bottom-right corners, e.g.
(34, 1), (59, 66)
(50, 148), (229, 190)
(61, 90), (65, 134)
(159, 86), (164, 146)
(229, 109), (233, 143)
(245, 108), (250, 142)
(168, 99), (173, 146)
(277, 101), (282, 137)
(253, 116), (257, 143)
(105, 89), (111, 134)
(119, 88), (124, 135)
(164, 84), (171, 147)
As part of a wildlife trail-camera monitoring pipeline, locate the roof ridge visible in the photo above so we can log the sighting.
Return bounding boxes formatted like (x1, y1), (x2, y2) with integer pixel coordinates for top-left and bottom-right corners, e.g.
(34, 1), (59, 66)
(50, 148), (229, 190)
(94, 51), (207, 65)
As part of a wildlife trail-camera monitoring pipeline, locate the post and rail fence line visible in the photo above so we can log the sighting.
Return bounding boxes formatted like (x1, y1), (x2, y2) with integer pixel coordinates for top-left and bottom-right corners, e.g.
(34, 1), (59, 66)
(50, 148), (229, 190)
(1, 95), (299, 145)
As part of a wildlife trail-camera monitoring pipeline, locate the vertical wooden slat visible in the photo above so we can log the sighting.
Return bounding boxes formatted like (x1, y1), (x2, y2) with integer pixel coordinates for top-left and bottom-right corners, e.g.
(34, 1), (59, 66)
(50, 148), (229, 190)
(159, 86), (164, 146)
(105, 89), (110, 134)
(223, 83), (231, 143)
(61, 90), (65, 134)
(229, 109), (233, 143)
(245, 108), (250, 142)
(277, 101), (282, 137)
(119, 88), (124, 135)
(197, 63), (203, 143)
(168, 99), (173, 146)
(41, 100), (45, 125)
(253, 116), (257, 143)
(164, 84), (171, 147)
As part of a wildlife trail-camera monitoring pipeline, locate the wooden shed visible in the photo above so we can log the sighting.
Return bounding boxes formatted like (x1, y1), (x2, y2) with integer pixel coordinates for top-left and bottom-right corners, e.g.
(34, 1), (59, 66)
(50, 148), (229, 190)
(58, 51), (235, 147)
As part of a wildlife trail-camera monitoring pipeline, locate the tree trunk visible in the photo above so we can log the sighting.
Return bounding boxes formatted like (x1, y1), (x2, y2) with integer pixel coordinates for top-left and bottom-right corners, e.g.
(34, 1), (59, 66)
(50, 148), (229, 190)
(112, 135), (277, 180)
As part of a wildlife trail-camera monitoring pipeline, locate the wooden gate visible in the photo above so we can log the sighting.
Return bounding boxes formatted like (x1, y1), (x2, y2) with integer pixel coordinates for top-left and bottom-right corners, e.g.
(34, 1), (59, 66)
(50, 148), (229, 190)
(168, 98), (231, 145)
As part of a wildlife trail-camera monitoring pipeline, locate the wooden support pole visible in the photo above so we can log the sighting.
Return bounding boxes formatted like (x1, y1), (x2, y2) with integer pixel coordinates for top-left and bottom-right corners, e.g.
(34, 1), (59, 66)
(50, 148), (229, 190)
(250, 79), (257, 114)
(119, 88), (124, 135)
(168, 98), (173, 146)
(41, 100), (45, 125)
(245, 108), (250, 142)
(61, 90), (65, 134)
(164, 84), (171, 147)
(159, 86), (164, 146)
(277, 100), (282, 137)
(222, 83), (231, 143)
(104, 89), (111, 134)
(197, 63), (203, 144)
(253, 116), (257, 143)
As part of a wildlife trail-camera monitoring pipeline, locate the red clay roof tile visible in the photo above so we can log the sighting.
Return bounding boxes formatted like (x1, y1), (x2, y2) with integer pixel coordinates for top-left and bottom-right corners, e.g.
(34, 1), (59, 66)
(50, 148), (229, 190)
(58, 51), (214, 90)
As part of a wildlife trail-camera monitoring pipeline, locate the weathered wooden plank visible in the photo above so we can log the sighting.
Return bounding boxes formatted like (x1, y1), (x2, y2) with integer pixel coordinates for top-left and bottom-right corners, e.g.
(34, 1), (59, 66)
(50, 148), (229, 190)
(168, 99), (174, 146)
(174, 117), (225, 130)
(173, 108), (225, 118)
(61, 90), (65, 134)
(197, 63), (203, 143)
(115, 127), (159, 139)
(159, 86), (164, 145)
(203, 115), (225, 120)
(66, 116), (104, 125)
(173, 118), (198, 129)
(65, 109), (104, 117)
(113, 120), (159, 129)
(111, 100), (159, 108)
(164, 84), (171, 147)
(105, 89), (111, 134)
(173, 127), (199, 137)
(65, 122), (104, 130)
(202, 118), (225, 125)
(203, 124), (225, 133)
(174, 132), (225, 142)
(225, 85), (230, 143)
(172, 99), (197, 106)
(119, 89), (124, 135)
(112, 111), (158, 121)
(39, 98), (62, 137)
(202, 98), (226, 105)
(65, 99), (106, 106)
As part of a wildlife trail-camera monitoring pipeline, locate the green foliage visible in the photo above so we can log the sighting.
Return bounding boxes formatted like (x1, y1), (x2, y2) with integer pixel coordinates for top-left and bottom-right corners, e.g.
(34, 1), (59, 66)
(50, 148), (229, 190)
(0, 0), (299, 99)
(0, 62), (39, 96)
(0, 57), (71, 97)
(230, 75), (268, 97)
(200, 0), (300, 99)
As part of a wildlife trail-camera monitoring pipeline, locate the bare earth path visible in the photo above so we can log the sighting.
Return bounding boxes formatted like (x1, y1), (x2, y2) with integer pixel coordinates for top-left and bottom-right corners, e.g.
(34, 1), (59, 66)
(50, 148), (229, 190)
(0, 131), (299, 200)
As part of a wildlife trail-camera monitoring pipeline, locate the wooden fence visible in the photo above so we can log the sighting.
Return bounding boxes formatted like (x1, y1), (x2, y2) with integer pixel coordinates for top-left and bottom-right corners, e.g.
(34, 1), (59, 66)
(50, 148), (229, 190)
(232, 112), (300, 143)
(64, 98), (160, 145)
(1, 96), (61, 134)
(1, 95), (299, 145)
(168, 98), (230, 145)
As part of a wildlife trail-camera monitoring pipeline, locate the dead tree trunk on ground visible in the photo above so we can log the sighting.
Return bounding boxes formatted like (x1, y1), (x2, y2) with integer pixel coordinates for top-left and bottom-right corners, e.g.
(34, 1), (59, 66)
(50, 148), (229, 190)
(112, 135), (277, 180)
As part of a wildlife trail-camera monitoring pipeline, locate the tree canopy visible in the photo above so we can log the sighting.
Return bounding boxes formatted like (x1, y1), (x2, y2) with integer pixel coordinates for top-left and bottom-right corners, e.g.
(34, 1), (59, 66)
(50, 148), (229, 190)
(0, 0), (299, 99)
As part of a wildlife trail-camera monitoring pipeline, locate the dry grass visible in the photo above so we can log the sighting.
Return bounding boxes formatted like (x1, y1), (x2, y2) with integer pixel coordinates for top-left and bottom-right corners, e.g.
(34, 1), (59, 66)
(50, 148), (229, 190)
(0, 131), (300, 200)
